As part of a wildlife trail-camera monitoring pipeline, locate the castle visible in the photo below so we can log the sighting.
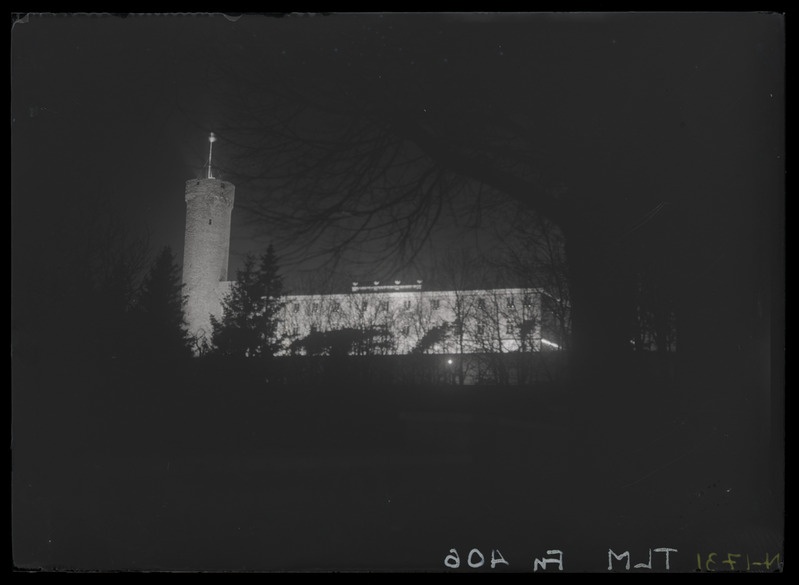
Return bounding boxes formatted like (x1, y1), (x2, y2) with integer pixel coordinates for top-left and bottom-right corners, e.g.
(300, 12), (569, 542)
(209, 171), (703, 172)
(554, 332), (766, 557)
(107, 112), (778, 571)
(182, 135), (560, 357)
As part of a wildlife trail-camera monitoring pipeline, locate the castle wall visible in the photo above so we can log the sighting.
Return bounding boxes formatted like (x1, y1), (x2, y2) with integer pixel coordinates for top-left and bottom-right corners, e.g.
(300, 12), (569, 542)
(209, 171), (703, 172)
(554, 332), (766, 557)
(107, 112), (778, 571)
(180, 176), (560, 356)
(279, 287), (546, 355)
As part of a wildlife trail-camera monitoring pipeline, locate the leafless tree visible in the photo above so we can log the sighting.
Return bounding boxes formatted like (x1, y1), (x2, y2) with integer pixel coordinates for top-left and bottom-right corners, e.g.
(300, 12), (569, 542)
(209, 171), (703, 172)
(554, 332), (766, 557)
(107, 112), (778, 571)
(285, 290), (399, 356)
(423, 250), (490, 383)
(629, 255), (678, 356)
(199, 16), (624, 378)
(493, 208), (571, 349)
(184, 14), (778, 384)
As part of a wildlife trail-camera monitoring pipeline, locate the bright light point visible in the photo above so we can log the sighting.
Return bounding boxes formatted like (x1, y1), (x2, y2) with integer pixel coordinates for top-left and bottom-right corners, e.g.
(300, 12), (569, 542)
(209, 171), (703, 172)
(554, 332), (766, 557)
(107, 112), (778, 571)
(208, 132), (217, 143)
(447, 359), (453, 364)
(541, 339), (560, 349)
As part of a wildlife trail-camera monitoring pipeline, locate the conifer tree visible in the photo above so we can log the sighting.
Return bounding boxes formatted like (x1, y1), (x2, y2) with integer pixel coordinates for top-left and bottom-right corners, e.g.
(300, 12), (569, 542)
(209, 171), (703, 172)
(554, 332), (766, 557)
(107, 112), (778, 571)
(211, 244), (284, 357)
(136, 246), (192, 360)
(256, 244), (285, 357)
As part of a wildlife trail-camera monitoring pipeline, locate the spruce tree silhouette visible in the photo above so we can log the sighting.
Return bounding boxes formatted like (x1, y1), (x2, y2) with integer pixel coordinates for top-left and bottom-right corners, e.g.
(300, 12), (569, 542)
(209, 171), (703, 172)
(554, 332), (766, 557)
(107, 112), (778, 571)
(210, 244), (285, 358)
(135, 246), (193, 362)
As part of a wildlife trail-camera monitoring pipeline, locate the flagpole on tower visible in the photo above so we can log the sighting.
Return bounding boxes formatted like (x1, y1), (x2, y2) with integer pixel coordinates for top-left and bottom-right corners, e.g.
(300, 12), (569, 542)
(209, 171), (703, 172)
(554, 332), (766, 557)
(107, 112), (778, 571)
(207, 132), (217, 179)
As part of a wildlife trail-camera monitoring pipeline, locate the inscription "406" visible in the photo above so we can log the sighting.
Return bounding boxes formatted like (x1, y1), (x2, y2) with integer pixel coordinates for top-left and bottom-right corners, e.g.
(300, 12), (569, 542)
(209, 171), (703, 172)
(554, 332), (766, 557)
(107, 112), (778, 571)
(444, 548), (509, 569)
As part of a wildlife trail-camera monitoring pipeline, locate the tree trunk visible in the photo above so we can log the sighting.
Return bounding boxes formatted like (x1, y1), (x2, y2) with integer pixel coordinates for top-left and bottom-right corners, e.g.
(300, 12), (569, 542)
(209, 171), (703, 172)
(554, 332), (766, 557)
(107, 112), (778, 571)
(559, 218), (646, 486)
(562, 223), (636, 387)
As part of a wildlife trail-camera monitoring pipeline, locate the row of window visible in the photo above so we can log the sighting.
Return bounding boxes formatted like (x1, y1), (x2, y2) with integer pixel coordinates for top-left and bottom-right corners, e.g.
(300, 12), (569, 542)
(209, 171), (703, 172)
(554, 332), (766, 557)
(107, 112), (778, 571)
(286, 323), (525, 338)
(289, 296), (536, 314)
(293, 299), (424, 313)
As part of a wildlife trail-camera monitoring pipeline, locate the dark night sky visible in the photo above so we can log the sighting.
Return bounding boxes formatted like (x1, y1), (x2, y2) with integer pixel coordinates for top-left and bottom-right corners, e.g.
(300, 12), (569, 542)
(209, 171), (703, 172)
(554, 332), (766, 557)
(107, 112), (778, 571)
(11, 12), (784, 290)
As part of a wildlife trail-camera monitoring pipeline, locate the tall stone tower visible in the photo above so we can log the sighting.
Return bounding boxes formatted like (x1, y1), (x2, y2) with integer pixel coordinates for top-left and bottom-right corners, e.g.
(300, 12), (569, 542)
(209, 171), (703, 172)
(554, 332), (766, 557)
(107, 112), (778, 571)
(182, 133), (235, 343)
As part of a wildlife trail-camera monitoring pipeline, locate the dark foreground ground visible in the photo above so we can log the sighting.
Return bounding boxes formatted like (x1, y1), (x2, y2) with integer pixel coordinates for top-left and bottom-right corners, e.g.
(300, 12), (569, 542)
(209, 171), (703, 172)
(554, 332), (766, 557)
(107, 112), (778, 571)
(12, 359), (784, 573)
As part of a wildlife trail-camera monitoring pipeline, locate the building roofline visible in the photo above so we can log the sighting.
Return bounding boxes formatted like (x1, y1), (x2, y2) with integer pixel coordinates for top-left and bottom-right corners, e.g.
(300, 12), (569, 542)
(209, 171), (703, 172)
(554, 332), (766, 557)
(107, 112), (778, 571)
(351, 282), (422, 293)
(280, 286), (543, 299)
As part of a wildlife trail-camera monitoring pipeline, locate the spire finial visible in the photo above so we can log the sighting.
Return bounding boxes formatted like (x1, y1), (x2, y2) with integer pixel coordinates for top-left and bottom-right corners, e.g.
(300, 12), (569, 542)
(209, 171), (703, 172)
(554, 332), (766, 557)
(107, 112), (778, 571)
(207, 132), (217, 179)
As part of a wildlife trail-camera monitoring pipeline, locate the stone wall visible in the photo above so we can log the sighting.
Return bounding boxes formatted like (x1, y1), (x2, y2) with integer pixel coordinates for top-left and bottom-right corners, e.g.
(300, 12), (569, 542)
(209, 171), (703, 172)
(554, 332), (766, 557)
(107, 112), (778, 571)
(182, 178), (235, 340)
